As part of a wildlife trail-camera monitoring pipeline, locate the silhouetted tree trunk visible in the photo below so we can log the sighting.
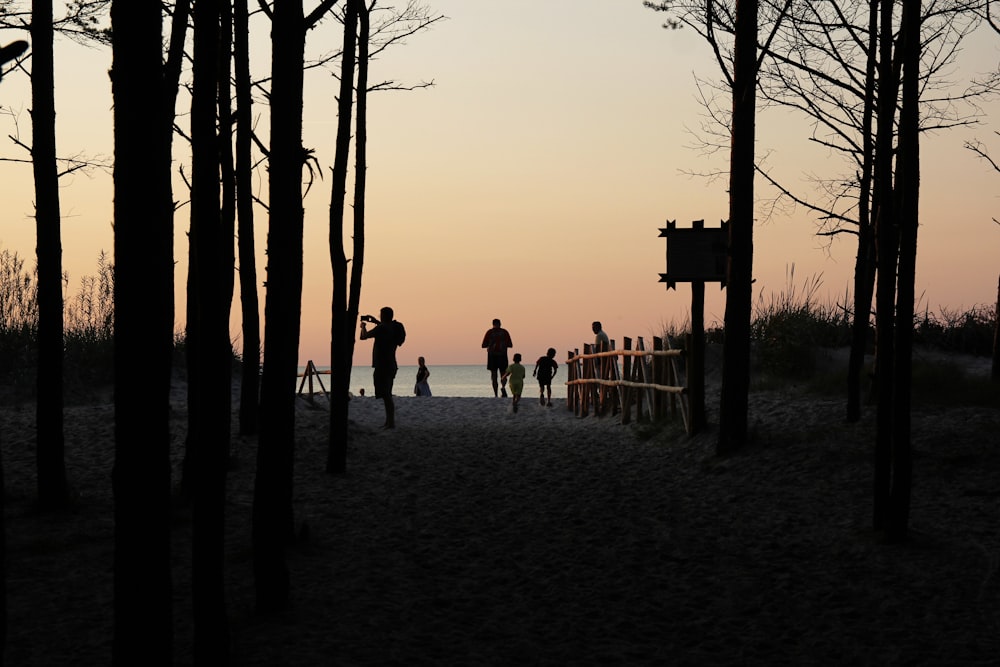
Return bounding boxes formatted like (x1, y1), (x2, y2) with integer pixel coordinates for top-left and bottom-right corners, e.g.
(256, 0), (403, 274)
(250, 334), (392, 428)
(111, 0), (174, 662)
(327, 0), (438, 470)
(31, 0), (68, 509)
(872, 0), (900, 533)
(329, 0), (359, 475)
(846, 0), (880, 423)
(189, 0), (231, 659)
(217, 0), (237, 449)
(253, 0), (306, 613)
(348, 1), (368, 429)
(252, 0), (339, 612)
(886, 0), (921, 543)
(717, 0), (757, 456)
(235, 0), (261, 436)
(220, 0), (236, 319)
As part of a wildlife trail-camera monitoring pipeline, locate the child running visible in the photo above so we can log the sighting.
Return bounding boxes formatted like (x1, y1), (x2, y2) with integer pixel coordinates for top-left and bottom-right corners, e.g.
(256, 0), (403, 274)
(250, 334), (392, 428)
(532, 347), (559, 407)
(501, 353), (526, 413)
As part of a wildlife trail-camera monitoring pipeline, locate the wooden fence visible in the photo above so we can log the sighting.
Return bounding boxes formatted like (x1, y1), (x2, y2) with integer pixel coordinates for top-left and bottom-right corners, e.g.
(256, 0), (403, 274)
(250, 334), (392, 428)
(565, 336), (690, 432)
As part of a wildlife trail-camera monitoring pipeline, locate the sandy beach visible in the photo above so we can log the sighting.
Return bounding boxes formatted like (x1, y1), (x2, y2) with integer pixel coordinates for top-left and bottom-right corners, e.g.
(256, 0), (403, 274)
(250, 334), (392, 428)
(2, 355), (999, 665)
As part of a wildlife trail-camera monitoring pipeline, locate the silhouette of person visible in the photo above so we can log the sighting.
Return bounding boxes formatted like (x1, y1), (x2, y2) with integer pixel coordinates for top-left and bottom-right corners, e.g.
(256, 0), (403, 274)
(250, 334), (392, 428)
(592, 321), (610, 352)
(482, 318), (513, 397)
(502, 353), (526, 413)
(591, 320), (611, 412)
(359, 306), (406, 428)
(414, 356), (432, 396)
(533, 347), (559, 407)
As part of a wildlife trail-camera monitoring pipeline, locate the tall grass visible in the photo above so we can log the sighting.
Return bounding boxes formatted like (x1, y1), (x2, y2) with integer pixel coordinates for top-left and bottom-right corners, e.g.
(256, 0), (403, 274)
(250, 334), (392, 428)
(63, 251), (115, 388)
(750, 267), (852, 379)
(662, 266), (997, 396)
(0, 248), (116, 397)
(0, 249), (245, 399)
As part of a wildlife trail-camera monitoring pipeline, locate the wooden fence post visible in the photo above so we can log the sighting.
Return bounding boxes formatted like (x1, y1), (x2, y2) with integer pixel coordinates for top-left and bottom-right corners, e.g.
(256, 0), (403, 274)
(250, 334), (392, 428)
(620, 337), (633, 424)
(652, 337), (663, 421)
(635, 337), (646, 422)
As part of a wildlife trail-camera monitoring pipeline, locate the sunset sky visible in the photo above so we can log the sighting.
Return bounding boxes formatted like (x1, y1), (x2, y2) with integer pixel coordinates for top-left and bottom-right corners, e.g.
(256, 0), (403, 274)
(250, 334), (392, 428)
(1, 1), (998, 370)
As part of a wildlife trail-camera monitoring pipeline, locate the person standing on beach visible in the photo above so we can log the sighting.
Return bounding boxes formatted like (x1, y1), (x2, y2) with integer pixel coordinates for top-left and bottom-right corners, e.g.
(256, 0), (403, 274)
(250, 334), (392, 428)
(502, 353), (526, 412)
(592, 321), (611, 412)
(482, 318), (513, 397)
(592, 321), (610, 352)
(359, 306), (406, 428)
(533, 347), (559, 407)
(414, 356), (432, 396)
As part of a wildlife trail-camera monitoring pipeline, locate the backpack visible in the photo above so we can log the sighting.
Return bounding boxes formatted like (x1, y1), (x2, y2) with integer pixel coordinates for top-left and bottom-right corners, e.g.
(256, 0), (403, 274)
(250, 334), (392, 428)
(394, 321), (406, 347)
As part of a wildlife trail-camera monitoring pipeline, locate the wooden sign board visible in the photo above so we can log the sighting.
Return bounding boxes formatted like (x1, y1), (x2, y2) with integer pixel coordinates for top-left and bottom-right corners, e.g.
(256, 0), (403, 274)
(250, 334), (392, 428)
(658, 219), (728, 289)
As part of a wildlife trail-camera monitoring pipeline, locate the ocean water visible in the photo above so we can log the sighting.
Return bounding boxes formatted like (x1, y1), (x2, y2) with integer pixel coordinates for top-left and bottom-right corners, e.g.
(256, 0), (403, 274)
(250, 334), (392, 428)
(298, 364), (567, 399)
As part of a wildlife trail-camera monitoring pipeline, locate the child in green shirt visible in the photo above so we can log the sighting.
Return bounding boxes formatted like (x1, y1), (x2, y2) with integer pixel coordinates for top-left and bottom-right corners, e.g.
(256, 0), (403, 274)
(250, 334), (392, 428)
(502, 353), (526, 413)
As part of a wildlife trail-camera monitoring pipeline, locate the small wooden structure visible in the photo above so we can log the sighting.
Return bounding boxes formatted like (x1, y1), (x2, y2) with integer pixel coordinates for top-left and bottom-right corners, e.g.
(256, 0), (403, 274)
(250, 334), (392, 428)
(297, 360), (330, 404)
(565, 336), (690, 432)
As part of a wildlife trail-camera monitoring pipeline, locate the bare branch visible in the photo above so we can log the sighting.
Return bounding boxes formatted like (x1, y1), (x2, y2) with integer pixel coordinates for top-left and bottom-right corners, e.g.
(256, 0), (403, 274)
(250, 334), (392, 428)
(306, 0), (341, 27)
(367, 78), (433, 93)
(966, 137), (1000, 173)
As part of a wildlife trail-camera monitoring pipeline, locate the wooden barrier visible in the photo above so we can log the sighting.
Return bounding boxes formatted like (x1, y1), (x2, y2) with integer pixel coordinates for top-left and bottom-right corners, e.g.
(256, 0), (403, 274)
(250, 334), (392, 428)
(565, 336), (691, 432)
(297, 360), (330, 404)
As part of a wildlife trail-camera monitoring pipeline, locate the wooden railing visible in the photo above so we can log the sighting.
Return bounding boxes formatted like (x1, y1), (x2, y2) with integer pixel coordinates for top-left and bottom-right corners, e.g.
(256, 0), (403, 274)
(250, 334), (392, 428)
(565, 336), (690, 432)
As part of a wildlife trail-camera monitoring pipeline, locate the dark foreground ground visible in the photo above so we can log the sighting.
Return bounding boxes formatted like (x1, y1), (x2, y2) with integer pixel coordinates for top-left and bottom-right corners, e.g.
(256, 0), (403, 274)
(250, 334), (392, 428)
(3, 354), (999, 665)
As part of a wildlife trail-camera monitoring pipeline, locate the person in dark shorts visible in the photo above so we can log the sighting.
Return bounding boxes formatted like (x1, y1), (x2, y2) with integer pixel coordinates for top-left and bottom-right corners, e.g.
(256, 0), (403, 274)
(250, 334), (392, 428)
(359, 306), (406, 428)
(533, 347), (559, 407)
(481, 318), (513, 397)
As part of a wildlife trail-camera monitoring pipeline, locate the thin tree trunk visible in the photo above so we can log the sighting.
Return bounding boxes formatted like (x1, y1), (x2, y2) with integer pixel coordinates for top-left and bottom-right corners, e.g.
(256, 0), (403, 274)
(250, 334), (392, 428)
(219, 0), (236, 339)
(846, 0), (880, 423)
(328, 0), (358, 475)
(887, 0), (921, 543)
(111, 0), (174, 662)
(872, 0), (899, 533)
(717, 0), (757, 456)
(190, 0), (231, 659)
(31, 0), (68, 509)
(254, 0), (306, 612)
(235, 0), (261, 436)
(351, 2), (368, 379)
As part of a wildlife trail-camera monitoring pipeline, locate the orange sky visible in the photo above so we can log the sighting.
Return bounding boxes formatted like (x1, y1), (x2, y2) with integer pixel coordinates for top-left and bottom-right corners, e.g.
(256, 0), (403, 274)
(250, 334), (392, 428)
(1, 1), (998, 369)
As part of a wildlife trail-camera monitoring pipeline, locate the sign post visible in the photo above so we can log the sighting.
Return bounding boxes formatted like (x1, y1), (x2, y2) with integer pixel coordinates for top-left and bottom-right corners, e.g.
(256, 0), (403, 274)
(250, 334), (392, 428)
(658, 219), (728, 433)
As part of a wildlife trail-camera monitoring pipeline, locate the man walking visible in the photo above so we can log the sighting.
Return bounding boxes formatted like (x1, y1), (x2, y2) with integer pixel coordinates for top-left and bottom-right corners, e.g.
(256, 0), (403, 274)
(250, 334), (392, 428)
(482, 318), (513, 397)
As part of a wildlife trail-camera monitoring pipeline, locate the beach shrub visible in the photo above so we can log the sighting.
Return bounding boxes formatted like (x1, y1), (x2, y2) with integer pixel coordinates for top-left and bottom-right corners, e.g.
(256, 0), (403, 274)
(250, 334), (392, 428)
(663, 267), (996, 386)
(749, 270), (851, 380)
(914, 304), (995, 355)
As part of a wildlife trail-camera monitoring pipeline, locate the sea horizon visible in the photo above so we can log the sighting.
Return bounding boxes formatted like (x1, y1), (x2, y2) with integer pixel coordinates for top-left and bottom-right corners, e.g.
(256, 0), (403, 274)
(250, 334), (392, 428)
(297, 364), (568, 400)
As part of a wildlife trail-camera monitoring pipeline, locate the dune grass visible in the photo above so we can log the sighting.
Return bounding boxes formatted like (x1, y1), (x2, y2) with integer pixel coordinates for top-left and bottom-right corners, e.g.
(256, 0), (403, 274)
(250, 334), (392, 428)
(661, 268), (998, 405)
